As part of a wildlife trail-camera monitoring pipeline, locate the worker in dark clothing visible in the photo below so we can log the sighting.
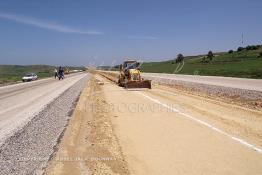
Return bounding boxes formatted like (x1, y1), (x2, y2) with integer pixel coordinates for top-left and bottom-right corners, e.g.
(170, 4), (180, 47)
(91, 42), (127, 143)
(58, 66), (64, 80)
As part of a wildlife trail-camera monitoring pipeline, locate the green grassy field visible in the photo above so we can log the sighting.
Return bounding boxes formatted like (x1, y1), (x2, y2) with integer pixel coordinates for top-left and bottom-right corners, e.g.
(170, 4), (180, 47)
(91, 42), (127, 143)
(141, 48), (262, 79)
(0, 65), (85, 84)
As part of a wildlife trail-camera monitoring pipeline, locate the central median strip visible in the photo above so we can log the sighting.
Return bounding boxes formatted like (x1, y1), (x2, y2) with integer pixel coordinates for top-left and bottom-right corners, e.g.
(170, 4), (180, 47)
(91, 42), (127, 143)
(137, 91), (262, 154)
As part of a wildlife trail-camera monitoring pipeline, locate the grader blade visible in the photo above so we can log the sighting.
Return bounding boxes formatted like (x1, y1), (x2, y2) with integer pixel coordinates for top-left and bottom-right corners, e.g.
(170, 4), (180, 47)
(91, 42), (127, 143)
(124, 80), (151, 89)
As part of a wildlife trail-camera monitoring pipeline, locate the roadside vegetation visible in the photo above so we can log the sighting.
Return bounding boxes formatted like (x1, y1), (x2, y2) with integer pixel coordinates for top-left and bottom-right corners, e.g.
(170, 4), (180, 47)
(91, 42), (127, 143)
(141, 45), (262, 78)
(0, 65), (86, 84)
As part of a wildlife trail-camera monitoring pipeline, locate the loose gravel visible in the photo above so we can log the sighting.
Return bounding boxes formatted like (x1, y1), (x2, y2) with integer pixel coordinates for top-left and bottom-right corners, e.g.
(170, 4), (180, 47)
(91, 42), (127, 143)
(0, 76), (88, 175)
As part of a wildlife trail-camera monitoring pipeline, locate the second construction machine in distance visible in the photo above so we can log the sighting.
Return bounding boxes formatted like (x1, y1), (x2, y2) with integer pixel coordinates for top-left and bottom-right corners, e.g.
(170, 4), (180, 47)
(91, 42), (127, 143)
(118, 60), (151, 89)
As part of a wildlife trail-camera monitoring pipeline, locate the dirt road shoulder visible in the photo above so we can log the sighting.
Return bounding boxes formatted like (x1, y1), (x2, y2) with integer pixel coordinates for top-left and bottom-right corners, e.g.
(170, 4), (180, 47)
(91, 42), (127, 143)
(45, 74), (129, 175)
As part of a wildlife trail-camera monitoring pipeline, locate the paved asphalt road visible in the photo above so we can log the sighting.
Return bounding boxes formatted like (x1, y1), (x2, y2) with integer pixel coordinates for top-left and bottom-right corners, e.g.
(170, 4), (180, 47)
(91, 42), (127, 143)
(0, 73), (87, 146)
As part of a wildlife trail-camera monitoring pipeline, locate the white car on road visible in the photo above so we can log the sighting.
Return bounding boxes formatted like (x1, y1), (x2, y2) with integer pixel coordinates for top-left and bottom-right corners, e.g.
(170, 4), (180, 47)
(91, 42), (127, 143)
(22, 73), (38, 82)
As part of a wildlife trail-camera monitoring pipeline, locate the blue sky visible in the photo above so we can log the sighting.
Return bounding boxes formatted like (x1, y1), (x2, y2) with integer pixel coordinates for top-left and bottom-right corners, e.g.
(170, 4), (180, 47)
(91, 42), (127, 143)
(0, 0), (261, 66)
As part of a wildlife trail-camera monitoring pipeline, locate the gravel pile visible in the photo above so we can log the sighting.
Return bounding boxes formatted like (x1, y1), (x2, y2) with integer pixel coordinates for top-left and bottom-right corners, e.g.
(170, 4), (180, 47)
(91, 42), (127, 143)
(0, 76), (88, 175)
(144, 75), (262, 100)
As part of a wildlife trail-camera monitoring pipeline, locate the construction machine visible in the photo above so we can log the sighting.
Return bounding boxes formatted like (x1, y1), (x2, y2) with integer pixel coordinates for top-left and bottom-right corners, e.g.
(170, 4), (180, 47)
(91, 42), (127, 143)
(118, 60), (151, 89)
(64, 68), (70, 75)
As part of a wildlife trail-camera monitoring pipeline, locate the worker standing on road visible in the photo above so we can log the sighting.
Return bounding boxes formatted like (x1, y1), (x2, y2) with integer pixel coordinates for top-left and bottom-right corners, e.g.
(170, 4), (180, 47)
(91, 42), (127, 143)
(58, 66), (64, 80)
(54, 68), (58, 79)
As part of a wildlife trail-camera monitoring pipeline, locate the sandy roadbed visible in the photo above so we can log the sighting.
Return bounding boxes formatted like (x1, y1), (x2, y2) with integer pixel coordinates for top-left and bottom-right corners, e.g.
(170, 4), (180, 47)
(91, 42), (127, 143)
(45, 75), (129, 175)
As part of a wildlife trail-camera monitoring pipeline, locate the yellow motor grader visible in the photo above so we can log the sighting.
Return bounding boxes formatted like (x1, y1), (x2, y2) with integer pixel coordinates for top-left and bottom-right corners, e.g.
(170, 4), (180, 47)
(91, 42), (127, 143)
(118, 60), (151, 89)
(64, 68), (70, 75)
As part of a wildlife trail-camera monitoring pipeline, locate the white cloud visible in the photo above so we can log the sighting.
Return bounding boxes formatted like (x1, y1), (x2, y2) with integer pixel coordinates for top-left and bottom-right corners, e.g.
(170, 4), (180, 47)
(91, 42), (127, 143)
(0, 12), (103, 35)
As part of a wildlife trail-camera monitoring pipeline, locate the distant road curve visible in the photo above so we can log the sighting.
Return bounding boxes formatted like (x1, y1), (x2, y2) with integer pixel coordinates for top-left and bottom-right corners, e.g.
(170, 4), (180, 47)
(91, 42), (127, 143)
(143, 73), (262, 92)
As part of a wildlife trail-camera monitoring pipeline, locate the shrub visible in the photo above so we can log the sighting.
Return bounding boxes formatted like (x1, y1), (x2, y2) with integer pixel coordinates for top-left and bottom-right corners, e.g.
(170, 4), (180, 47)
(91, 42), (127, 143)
(259, 51), (262, 57)
(201, 56), (209, 63)
(228, 50), (233, 54)
(176, 53), (184, 63)
(246, 45), (259, 50)
(237, 47), (244, 52)
(207, 51), (214, 61)
(246, 45), (252, 50)
(253, 45), (260, 50)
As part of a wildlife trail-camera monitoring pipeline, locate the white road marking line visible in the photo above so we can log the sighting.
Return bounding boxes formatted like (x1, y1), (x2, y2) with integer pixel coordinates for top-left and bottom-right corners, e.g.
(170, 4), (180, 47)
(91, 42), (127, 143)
(137, 92), (262, 154)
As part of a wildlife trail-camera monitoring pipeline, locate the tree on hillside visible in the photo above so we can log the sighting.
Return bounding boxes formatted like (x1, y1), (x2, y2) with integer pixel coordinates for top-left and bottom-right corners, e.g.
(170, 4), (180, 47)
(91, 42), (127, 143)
(246, 45), (252, 50)
(228, 50), (234, 54)
(207, 51), (214, 61)
(253, 45), (259, 50)
(246, 45), (259, 50)
(237, 47), (244, 52)
(176, 53), (184, 63)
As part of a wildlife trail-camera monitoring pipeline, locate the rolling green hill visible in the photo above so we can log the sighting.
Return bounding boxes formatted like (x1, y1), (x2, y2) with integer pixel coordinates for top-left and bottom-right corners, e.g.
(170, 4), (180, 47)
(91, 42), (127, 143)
(141, 47), (262, 79)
